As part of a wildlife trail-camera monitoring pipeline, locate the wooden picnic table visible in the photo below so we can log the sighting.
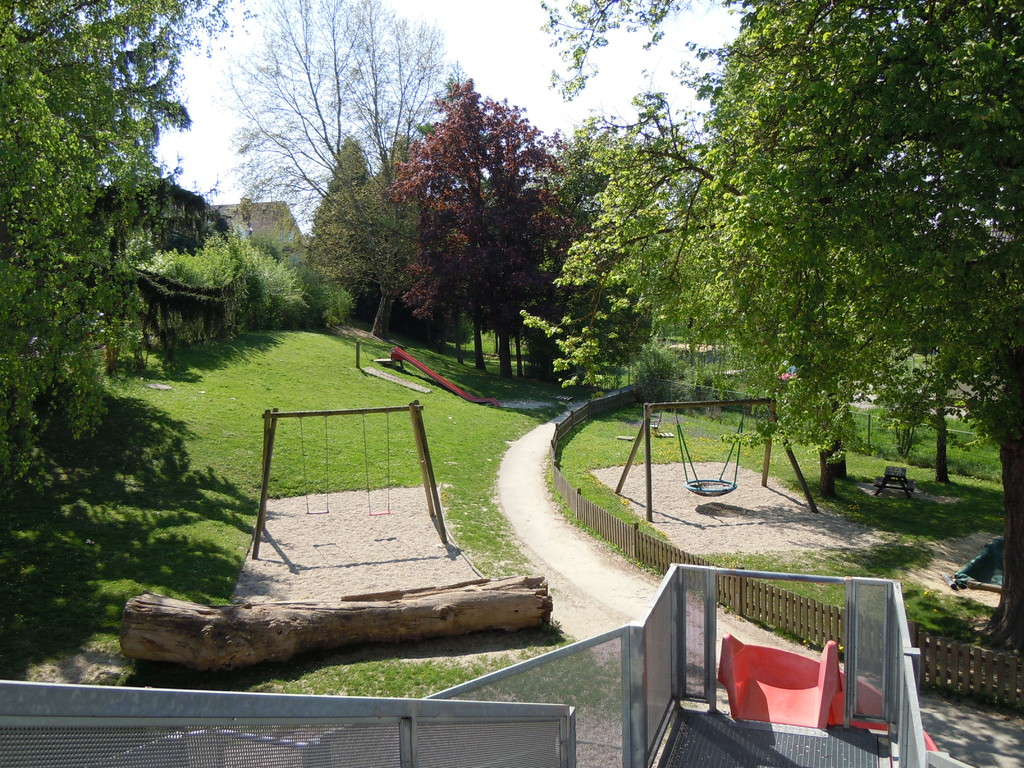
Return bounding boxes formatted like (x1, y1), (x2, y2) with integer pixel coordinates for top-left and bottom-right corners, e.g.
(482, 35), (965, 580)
(873, 465), (915, 498)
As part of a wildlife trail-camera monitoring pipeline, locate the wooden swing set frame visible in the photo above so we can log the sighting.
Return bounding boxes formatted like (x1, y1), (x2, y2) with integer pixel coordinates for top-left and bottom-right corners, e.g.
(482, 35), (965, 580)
(616, 399), (818, 522)
(250, 400), (446, 559)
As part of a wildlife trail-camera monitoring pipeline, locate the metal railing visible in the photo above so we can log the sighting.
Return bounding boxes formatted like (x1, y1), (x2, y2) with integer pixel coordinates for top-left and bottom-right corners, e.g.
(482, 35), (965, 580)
(434, 564), (941, 768)
(0, 562), (951, 768)
(0, 680), (575, 768)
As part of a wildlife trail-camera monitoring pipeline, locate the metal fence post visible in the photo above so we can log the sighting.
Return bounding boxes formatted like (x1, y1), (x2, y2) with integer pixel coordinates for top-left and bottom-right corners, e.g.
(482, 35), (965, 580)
(622, 622), (646, 768)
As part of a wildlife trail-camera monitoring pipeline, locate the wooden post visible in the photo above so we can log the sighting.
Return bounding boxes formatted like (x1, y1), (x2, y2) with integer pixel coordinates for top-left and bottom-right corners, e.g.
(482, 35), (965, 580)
(252, 408), (279, 560)
(644, 403), (654, 523)
(767, 402), (818, 514)
(616, 420), (646, 494)
(762, 438), (772, 487)
(408, 401), (448, 545)
(356, 341), (361, 369)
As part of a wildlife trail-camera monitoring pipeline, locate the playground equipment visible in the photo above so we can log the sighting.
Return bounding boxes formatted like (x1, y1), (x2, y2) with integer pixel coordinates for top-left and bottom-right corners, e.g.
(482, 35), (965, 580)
(718, 633), (841, 729)
(616, 400), (818, 521)
(949, 536), (1004, 592)
(250, 401), (446, 559)
(389, 347), (500, 406)
(674, 411), (745, 497)
(718, 632), (939, 751)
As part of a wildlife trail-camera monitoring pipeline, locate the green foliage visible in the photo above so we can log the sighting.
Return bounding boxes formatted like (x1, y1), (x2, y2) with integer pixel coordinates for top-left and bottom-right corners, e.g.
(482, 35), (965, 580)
(295, 265), (354, 327)
(0, 0), (226, 489)
(632, 341), (677, 403)
(308, 137), (413, 336)
(149, 233), (310, 334)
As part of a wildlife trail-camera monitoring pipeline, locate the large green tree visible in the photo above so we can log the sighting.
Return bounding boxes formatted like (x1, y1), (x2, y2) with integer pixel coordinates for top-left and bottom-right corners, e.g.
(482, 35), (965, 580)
(547, 0), (1024, 648)
(308, 138), (415, 336)
(0, 0), (224, 488)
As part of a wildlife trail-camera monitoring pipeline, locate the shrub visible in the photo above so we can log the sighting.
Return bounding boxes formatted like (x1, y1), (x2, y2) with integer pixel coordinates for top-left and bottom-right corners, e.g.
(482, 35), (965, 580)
(633, 341), (677, 403)
(148, 233), (308, 333)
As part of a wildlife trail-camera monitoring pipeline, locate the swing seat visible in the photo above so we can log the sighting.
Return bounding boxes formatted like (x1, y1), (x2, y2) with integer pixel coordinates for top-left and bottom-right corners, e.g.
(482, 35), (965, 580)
(685, 479), (737, 497)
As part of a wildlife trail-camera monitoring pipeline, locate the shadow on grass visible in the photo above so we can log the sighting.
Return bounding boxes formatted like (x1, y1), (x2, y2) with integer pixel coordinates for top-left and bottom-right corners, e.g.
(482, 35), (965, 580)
(0, 394), (253, 679)
(828, 475), (1004, 541)
(361, 342), (590, 410)
(138, 332), (285, 383)
(125, 625), (567, 693)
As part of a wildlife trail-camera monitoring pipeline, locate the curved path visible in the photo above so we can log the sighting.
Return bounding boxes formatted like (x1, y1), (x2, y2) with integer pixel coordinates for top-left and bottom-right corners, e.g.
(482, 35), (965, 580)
(496, 418), (1022, 768)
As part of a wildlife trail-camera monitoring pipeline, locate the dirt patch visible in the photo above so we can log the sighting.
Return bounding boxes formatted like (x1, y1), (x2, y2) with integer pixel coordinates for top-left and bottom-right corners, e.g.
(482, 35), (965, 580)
(236, 487), (480, 602)
(595, 463), (882, 555)
(28, 647), (128, 686)
(501, 399), (563, 409)
(853, 479), (961, 504)
(902, 531), (1003, 608)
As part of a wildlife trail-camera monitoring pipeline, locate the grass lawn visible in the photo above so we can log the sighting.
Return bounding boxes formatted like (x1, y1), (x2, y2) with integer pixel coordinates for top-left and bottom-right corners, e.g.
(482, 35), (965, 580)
(555, 404), (1004, 643)
(0, 329), (581, 693)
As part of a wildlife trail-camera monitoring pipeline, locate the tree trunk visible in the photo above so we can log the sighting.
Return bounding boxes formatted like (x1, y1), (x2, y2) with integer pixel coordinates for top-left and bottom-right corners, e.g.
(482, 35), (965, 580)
(818, 443), (840, 497)
(120, 577), (552, 670)
(473, 315), (485, 370)
(515, 329), (523, 377)
(372, 293), (394, 338)
(454, 312), (464, 365)
(497, 329), (513, 378)
(987, 440), (1024, 650)
(933, 409), (950, 483)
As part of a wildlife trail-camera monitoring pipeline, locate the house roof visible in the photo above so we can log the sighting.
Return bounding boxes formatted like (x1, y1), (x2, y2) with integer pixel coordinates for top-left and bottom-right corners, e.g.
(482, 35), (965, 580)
(213, 200), (301, 246)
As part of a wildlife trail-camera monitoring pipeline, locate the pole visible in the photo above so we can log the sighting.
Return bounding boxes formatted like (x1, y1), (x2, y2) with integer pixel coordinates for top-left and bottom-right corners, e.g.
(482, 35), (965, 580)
(252, 408), (279, 559)
(408, 401), (448, 545)
(644, 403), (654, 523)
(768, 402), (819, 514)
(616, 421), (646, 494)
(762, 437), (772, 488)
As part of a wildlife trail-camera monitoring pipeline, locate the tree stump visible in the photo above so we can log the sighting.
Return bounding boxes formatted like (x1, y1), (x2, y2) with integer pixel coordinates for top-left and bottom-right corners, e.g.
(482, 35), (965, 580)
(120, 576), (552, 670)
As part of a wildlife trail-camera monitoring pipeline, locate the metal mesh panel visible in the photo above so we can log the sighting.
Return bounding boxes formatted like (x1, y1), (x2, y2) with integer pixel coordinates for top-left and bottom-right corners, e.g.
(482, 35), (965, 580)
(852, 582), (888, 721)
(445, 635), (623, 768)
(0, 723), (399, 768)
(416, 720), (564, 768)
(680, 569), (708, 700)
(643, 578), (675, 755)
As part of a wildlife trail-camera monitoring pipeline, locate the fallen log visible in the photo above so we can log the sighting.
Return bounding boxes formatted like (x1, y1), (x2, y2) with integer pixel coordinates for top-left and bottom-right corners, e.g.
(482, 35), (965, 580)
(120, 576), (551, 670)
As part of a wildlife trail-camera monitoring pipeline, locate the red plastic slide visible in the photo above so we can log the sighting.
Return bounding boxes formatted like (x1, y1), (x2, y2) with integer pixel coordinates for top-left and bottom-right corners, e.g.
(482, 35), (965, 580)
(719, 634), (939, 750)
(718, 634), (841, 729)
(390, 347), (500, 407)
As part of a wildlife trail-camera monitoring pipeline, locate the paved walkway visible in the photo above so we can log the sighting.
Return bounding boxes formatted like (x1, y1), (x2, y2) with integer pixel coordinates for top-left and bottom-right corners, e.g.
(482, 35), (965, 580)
(496, 419), (1022, 768)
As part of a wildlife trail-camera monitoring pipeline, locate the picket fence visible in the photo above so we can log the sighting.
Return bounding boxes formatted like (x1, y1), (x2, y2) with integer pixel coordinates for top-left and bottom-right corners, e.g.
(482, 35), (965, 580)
(550, 390), (1023, 709)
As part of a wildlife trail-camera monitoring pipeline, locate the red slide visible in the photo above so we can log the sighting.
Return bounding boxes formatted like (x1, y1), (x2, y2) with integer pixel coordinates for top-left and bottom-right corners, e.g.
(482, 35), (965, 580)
(390, 348), (500, 407)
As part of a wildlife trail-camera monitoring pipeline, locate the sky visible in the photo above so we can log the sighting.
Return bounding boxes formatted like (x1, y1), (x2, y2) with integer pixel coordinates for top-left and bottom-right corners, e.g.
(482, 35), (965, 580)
(156, 0), (737, 206)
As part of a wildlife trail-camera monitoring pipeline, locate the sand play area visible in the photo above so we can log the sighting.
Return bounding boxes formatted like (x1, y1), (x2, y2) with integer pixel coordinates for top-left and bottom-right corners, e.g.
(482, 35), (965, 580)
(595, 462), (883, 556)
(235, 486), (480, 602)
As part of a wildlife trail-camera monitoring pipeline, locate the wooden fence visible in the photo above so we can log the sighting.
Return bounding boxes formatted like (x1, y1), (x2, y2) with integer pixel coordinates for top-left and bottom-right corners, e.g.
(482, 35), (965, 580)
(550, 391), (1023, 709)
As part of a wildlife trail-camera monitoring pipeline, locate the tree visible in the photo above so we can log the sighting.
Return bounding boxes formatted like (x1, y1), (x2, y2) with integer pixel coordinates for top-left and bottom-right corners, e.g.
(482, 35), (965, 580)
(525, 127), (654, 384)
(391, 81), (569, 378)
(307, 138), (415, 336)
(0, 0), (224, 489)
(230, 0), (446, 336)
(230, 0), (447, 216)
(547, 0), (1024, 649)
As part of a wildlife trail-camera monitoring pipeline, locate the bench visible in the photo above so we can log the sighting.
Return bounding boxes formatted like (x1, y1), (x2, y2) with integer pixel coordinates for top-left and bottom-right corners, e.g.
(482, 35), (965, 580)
(873, 465), (915, 497)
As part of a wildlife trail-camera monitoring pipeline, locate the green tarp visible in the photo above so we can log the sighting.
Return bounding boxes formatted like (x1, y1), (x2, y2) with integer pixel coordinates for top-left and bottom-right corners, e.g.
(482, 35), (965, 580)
(954, 537), (1003, 589)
